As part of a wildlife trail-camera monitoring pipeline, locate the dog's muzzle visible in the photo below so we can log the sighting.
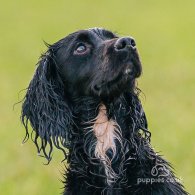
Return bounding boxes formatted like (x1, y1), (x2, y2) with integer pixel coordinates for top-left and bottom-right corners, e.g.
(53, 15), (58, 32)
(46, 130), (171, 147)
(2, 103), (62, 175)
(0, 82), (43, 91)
(113, 37), (140, 78)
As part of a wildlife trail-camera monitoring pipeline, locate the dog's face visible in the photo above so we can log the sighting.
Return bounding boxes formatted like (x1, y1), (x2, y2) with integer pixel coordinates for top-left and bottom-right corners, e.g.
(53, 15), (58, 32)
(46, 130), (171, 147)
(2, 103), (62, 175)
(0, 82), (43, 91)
(53, 28), (142, 99)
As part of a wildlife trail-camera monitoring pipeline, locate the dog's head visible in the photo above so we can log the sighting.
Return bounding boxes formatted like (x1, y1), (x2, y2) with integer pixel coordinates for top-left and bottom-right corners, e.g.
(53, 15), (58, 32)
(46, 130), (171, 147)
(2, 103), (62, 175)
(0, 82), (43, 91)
(49, 28), (141, 99)
(21, 28), (143, 162)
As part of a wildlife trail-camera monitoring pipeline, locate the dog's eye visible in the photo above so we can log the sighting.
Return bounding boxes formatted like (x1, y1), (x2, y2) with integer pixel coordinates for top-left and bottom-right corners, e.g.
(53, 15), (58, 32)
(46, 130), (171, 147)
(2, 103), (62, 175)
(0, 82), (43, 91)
(74, 43), (88, 55)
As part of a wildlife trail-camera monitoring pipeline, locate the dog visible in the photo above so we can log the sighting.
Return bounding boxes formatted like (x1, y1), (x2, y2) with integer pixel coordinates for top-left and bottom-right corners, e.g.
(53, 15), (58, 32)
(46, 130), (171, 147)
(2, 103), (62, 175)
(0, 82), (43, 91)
(21, 28), (188, 195)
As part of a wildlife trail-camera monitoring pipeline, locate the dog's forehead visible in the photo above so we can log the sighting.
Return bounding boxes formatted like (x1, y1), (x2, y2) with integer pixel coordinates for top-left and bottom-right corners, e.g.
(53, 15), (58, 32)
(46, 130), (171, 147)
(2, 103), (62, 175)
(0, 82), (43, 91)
(88, 27), (117, 39)
(57, 28), (117, 46)
(88, 27), (107, 37)
(67, 28), (117, 40)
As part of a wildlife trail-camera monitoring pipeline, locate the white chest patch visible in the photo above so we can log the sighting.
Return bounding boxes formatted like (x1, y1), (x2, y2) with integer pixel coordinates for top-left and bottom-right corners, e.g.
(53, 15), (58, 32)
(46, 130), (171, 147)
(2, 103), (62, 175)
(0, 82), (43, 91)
(92, 104), (122, 185)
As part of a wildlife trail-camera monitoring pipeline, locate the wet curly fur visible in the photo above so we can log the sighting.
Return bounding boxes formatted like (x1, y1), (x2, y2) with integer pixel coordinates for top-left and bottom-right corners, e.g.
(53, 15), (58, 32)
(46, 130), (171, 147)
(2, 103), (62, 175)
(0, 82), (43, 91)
(21, 28), (188, 195)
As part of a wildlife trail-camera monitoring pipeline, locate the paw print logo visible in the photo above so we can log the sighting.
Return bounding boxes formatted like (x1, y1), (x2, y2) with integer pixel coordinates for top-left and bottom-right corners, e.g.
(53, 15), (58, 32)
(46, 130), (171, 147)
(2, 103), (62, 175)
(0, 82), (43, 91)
(151, 163), (170, 177)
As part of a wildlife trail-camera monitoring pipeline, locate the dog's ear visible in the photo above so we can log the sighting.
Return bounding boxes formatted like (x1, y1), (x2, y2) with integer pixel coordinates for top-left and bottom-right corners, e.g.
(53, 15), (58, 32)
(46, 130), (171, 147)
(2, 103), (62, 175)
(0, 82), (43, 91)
(125, 92), (150, 140)
(21, 48), (72, 162)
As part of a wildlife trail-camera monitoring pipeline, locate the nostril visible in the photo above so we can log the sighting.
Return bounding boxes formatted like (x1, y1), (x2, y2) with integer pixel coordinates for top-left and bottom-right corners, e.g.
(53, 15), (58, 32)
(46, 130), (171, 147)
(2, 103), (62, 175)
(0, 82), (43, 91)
(114, 37), (136, 51)
(116, 39), (127, 50)
(130, 38), (136, 47)
(115, 38), (127, 50)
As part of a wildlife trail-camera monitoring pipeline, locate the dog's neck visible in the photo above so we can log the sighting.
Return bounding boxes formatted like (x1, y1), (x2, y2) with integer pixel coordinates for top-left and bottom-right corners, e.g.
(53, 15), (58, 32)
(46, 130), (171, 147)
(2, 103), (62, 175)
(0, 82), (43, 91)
(71, 95), (128, 134)
(64, 93), (155, 193)
(70, 93), (145, 152)
(69, 94), (146, 185)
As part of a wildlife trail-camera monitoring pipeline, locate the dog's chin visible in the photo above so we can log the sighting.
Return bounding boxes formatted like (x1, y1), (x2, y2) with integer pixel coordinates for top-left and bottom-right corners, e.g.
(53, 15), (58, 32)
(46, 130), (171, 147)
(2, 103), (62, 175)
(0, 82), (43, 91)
(92, 66), (136, 100)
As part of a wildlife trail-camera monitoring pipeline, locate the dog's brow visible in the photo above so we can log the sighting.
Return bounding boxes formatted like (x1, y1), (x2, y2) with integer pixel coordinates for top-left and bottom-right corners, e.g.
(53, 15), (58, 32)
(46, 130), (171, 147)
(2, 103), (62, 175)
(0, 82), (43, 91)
(75, 32), (92, 43)
(89, 28), (117, 40)
(103, 30), (117, 39)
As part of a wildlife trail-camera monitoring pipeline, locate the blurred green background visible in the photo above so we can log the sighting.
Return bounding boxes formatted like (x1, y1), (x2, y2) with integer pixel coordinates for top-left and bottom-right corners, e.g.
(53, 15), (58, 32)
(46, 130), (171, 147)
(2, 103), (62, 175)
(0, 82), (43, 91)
(0, 0), (194, 194)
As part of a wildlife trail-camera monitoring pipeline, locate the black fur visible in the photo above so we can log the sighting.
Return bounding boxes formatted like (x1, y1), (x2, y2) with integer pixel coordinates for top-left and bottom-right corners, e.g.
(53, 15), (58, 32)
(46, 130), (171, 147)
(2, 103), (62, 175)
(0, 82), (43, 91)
(21, 28), (188, 195)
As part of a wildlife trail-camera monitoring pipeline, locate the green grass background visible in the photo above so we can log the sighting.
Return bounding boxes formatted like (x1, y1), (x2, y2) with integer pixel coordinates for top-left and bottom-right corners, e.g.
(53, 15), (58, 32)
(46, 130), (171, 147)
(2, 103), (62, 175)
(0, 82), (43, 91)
(0, 0), (194, 194)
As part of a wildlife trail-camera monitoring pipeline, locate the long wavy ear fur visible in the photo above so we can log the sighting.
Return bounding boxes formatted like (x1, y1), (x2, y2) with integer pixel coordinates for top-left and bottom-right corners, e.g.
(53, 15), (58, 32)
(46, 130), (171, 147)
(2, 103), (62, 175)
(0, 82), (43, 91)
(126, 90), (150, 141)
(21, 48), (72, 163)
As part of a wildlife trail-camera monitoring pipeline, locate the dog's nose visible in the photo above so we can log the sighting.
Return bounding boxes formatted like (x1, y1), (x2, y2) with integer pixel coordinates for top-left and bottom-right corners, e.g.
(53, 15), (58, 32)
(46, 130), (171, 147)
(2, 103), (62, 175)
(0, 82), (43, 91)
(114, 37), (136, 51)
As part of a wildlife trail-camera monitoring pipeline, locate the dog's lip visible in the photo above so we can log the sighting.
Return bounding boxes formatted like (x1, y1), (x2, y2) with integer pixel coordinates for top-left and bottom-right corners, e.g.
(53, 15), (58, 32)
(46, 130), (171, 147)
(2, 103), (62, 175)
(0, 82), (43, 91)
(106, 64), (134, 83)
(125, 68), (132, 74)
(93, 72), (124, 92)
(108, 72), (124, 85)
(103, 65), (133, 86)
(123, 63), (135, 76)
(93, 64), (135, 93)
(124, 66), (133, 76)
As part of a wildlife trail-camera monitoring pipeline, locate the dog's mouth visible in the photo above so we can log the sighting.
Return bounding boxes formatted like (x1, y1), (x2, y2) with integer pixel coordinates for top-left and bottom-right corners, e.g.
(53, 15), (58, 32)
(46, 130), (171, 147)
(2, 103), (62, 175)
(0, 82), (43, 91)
(108, 64), (135, 85)
(92, 62), (138, 98)
(108, 50), (142, 85)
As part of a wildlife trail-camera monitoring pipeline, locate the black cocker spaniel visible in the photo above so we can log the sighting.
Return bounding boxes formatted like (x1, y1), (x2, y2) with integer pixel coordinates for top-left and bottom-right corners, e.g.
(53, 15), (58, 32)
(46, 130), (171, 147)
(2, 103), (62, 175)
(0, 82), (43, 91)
(21, 28), (188, 195)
